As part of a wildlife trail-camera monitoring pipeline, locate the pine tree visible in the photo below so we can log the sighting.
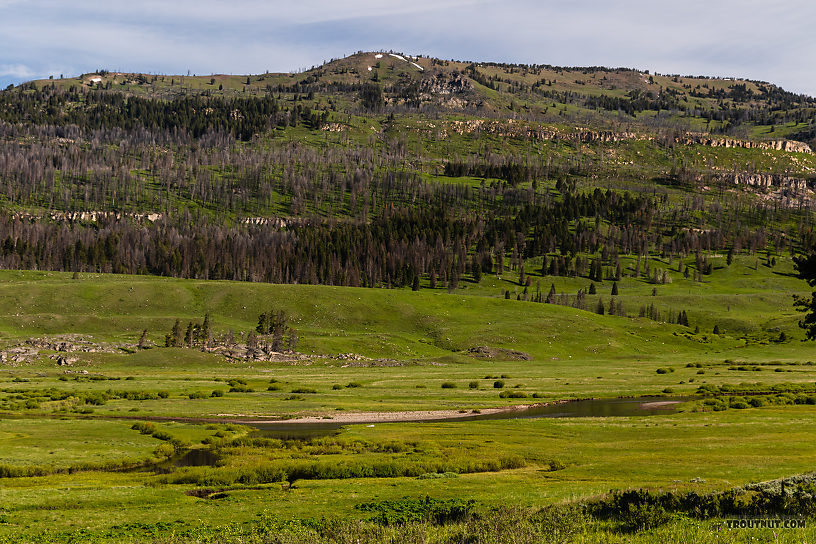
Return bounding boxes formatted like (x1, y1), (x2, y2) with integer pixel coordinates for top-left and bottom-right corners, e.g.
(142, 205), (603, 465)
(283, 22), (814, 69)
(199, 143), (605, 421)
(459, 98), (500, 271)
(138, 329), (148, 350)
(247, 330), (258, 358)
(611, 282), (618, 296)
(256, 313), (268, 334)
(472, 256), (482, 283)
(287, 328), (298, 351)
(170, 319), (183, 347)
(272, 325), (285, 351)
(596, 297), (605, 315)
(202, 313), (211, 346)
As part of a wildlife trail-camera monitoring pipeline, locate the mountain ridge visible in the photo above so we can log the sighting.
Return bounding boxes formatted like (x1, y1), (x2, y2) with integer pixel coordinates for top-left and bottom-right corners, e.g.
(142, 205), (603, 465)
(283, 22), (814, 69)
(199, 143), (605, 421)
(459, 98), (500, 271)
(9, 51), (814, 147)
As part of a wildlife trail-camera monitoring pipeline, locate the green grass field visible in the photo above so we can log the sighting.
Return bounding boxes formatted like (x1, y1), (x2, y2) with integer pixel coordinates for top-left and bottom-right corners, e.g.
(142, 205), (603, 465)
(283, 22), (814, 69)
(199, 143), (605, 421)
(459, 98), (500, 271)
(0, 257), (815, 542)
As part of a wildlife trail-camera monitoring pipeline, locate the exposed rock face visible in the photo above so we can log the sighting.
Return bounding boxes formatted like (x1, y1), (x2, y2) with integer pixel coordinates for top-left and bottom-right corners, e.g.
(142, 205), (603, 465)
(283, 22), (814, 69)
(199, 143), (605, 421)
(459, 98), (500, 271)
(419, 73), (473, 96)
(439, 121), (813, 155)
(676, 133), (813, 154)
(715, 172), (811, 190)
(11, 211), (163, 223)
(56, 356), (77, 366)
(447, 119), (562, 140)
(574, 131), (641, 143)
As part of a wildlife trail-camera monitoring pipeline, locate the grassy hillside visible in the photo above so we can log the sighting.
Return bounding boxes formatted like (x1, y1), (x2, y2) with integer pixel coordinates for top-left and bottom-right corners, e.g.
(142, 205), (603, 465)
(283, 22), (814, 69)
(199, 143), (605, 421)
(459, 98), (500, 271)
(1, 51), (816, 542)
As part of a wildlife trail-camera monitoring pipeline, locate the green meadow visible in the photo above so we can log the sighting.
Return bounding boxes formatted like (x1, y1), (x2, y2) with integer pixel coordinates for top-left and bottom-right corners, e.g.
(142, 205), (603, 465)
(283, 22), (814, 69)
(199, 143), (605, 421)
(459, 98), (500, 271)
(0, 252), (814, 542)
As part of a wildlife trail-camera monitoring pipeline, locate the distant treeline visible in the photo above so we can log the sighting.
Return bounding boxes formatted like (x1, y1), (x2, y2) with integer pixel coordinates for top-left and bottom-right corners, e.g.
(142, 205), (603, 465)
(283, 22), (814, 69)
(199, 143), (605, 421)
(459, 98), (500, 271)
(0, 188), (790, 288)
(0, 86), (328, 139)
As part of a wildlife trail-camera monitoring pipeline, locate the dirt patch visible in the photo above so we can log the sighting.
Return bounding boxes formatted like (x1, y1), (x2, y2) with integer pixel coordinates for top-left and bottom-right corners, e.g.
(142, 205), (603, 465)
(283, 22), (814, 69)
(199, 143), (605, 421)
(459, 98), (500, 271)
(466, 346), (532, 361)
(237, 400), (570, 426)
(639, 400), (683, 410)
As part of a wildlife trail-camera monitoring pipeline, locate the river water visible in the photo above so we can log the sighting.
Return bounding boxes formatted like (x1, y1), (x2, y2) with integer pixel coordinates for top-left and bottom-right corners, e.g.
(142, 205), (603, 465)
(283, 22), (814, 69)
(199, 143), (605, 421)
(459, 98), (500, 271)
(249, 395), (690, 440)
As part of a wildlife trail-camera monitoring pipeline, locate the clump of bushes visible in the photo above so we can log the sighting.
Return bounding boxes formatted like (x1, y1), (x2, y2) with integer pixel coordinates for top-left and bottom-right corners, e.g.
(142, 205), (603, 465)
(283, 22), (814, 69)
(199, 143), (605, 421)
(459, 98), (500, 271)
(499, 391), (528, 399)
(356, 497), (476, 526)
(229, 386), (254, 393)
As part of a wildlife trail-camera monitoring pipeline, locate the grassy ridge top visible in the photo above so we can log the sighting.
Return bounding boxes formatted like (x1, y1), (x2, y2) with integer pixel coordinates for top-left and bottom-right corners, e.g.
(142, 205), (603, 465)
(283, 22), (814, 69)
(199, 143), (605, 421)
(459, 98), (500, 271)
(17, 51), (816, 145)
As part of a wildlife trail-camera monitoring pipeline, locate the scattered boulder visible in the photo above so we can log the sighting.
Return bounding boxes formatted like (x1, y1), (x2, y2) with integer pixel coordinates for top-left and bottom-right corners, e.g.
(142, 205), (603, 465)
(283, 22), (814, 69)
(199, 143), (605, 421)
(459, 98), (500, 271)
(466, 346), (532, 361)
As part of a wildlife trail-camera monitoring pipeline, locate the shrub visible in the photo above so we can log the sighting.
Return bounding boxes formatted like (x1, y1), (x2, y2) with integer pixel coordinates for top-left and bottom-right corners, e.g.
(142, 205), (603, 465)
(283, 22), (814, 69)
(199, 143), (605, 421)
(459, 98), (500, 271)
(499, 391), (528, 399)
(346, 382), (363, 388)
(468, 381), (479, 389)
(210, 390), (224, 397)
(356, 497), (476, 526)
(131, 422), (156, 434)
(493, 380), (505, 389)
(621, 503), (673, 532)
(291, 388), (317, 394)
(441, 382), (456, 389)
(229, 386), (254, 393)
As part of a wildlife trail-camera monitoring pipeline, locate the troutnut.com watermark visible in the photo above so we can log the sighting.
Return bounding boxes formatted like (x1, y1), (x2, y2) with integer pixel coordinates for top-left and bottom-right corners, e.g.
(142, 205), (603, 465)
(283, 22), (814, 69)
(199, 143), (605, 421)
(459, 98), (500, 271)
(725, 517), (806, 529)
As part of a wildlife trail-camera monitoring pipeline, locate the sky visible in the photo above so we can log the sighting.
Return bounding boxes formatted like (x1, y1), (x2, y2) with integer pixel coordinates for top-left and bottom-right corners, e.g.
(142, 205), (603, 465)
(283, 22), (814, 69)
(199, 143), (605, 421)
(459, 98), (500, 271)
(1, 0), (815, 96)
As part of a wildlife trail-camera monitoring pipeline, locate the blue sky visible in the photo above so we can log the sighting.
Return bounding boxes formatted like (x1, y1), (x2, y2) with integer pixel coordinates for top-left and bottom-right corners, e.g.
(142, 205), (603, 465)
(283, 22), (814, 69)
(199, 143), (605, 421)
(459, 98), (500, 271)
(2, 0), (815, 96)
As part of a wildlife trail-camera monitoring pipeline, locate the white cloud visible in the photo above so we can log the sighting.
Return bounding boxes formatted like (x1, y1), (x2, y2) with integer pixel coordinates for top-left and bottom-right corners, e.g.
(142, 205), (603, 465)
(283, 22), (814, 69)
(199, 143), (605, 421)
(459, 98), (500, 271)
(0, 0), (815, 95)
(0, 63), (34, 78)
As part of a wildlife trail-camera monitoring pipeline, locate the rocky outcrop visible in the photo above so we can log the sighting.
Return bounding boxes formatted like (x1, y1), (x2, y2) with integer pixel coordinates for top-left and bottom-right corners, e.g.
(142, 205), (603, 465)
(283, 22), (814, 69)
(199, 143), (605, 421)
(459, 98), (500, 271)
(676, 133), (812, 154)
(0, 334), (138, 366)
(715, 172), (811, 190)
(11, 211), (163, 223)
(574, 130), (642, 143)
(419, 73), (473, 96)
(205, 343), (308, 364)
(438, 121), (812, 155)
